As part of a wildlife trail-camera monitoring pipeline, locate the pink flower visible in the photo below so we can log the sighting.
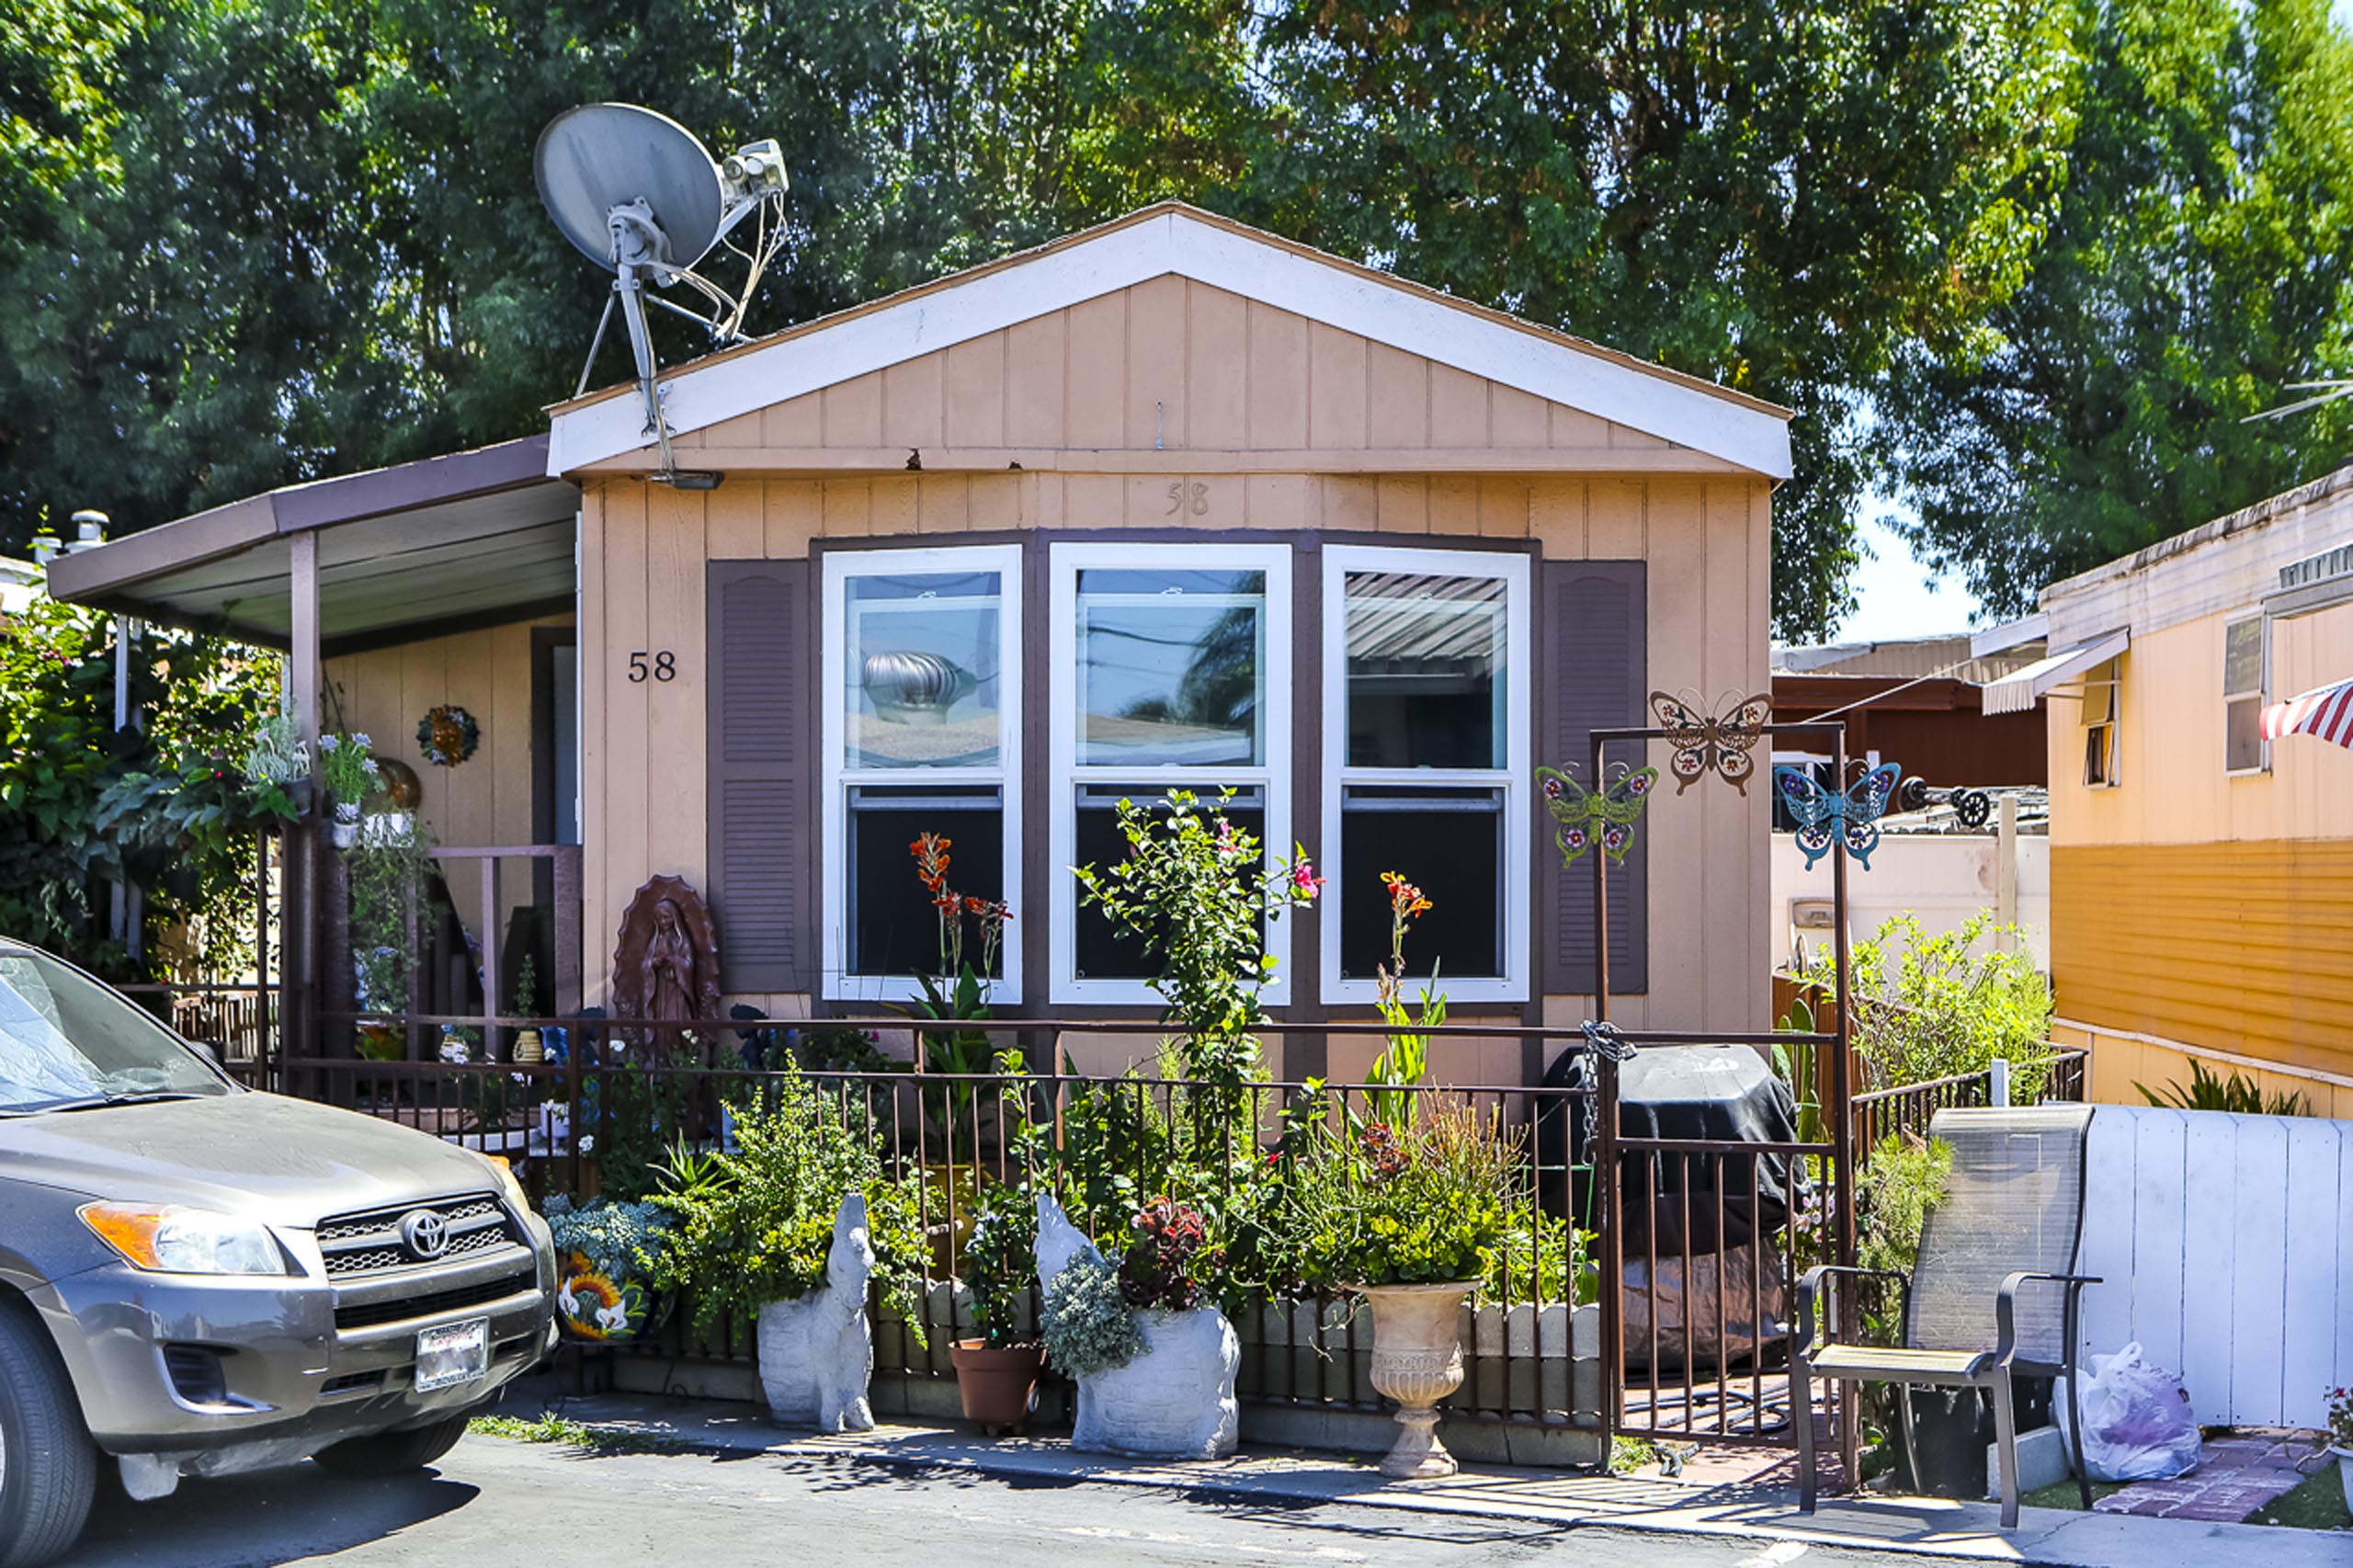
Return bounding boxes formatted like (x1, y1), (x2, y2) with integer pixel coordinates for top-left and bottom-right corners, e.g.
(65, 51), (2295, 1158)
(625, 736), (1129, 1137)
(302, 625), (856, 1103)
(1290, 860), (1324, 898)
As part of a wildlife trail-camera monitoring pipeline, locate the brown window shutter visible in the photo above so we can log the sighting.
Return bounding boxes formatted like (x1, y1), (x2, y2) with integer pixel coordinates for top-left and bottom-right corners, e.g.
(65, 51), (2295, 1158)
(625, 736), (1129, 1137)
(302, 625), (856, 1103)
(1539, 561), (1648, 995)
(706, 560), (812, 993)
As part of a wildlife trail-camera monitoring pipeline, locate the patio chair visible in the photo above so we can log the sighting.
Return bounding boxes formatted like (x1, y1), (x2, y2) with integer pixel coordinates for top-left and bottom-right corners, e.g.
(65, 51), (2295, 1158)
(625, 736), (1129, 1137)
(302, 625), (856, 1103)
(1792, 1104), (2098, 1528)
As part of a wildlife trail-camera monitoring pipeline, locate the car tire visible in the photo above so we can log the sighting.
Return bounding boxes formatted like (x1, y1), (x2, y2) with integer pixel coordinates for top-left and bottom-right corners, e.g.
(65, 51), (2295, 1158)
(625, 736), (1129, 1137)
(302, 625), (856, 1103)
(312, 1413), (471, 1478)
(0, 1301), (97, 1568)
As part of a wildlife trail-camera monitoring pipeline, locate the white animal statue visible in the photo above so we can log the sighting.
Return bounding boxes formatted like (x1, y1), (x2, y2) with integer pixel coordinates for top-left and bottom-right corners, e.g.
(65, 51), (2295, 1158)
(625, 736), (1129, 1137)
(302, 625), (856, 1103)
(756, 1191), (877, 1432)
(1034, 1191), (1239, 1460)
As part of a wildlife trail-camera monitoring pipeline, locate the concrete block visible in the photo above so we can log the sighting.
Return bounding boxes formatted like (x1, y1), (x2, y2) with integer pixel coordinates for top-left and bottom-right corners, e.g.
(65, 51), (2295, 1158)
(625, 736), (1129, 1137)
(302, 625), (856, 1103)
(1988, 1425), (2073, 1500)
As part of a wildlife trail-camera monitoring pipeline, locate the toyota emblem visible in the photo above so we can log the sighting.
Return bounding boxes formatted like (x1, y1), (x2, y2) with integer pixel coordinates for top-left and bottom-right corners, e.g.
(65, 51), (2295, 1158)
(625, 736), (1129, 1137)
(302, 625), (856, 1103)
(398, 1210), (450, 1261)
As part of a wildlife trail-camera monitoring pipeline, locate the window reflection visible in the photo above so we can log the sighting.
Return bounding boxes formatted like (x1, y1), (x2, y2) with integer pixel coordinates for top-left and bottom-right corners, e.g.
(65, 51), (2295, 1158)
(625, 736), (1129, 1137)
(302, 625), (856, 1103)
(1345, 572), (1505, 769)
(845, 571), (1002, 768)
(1075, 569), (1265, 766)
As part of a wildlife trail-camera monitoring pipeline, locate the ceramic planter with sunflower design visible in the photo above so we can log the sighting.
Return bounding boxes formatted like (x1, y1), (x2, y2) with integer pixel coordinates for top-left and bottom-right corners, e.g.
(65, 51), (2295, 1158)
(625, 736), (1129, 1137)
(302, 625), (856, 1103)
(545, 1197), (673, 1346)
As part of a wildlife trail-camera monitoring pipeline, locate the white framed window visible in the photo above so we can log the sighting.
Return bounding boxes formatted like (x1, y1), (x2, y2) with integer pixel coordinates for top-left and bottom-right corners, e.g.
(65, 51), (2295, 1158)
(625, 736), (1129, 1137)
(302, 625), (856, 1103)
(820, 544), (1023, 1003)
(2223, 614), (2268, 775)
(1048, 541), (1293, 1006)
(2081, 657), (2121, 789)
(1320, 545), (1530, 1006)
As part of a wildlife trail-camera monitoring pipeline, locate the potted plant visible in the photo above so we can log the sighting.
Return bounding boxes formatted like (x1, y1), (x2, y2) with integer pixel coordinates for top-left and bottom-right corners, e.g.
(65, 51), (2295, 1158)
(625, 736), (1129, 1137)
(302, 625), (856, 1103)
(643, 1067), (926, 1432)
(949, 1189), (1043, 1434)
(2326, 1385), (2353, 1512)
(313, 731), (378, 848)
(1035, 1190), (1239, 1460)
(1279, 1106), (1526, 1478)
(545, 1194), (672, 1344)
(511, 952), (543, 1063)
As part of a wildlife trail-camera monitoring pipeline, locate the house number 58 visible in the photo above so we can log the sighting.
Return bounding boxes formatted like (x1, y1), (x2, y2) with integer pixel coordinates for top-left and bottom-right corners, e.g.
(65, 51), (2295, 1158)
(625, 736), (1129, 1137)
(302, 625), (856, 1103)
(628, 650), (676, 683)
(1165, 480), (1208, 517)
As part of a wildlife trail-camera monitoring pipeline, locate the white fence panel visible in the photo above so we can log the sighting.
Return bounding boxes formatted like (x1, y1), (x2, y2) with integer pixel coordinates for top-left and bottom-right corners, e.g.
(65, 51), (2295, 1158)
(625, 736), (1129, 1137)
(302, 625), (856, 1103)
(2075, 1106), (2351, 1429)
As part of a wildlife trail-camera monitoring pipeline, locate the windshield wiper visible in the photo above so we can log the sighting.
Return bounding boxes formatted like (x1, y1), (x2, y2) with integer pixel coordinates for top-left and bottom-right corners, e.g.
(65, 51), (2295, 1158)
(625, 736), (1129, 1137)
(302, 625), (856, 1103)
(19, 1091), (210, 1115)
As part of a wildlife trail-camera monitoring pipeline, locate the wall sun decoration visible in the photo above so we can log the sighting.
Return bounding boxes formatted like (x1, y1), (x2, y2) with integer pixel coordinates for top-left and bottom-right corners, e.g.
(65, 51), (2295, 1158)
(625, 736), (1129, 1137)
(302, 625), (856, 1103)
(1650, 689), (1772, 794)
(1537, 763), (1657, 867)
(416, 704), (480, 767)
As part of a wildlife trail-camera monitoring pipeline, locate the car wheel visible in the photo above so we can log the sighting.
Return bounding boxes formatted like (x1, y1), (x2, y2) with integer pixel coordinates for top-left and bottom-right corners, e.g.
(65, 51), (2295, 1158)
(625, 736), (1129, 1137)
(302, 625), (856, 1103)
(312, 1413), (471, 1478)
(0, 1301), (97, 1568)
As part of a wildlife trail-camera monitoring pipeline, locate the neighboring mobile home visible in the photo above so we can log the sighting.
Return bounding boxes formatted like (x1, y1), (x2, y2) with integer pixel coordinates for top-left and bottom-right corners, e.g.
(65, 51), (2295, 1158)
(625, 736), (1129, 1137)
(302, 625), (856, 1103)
(50, 203), (1791, 1082)
(1984, 462), (2353, 1114)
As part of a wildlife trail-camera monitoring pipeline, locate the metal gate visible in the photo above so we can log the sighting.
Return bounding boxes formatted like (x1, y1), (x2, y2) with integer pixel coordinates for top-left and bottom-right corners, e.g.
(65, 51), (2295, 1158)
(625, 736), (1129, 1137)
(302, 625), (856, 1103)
(1586, 716), (1862, 1476)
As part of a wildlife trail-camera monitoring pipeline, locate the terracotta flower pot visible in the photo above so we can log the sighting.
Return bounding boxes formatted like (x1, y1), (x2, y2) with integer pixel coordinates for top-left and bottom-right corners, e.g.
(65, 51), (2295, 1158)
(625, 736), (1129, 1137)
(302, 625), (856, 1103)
(1360, 1281), (1473, 1479)
(949, 1340), (1044, 1436)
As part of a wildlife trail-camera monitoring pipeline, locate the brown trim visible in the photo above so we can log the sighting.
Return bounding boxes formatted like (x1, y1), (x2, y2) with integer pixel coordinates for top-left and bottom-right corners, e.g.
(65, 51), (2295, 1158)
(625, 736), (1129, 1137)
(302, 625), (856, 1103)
(321, 596), (577, 661)
(1290, 532), (1327, 1079)
(529, 626), (577, 911)
(47, 437), (564, 607)
(810, 527), (1540, 559)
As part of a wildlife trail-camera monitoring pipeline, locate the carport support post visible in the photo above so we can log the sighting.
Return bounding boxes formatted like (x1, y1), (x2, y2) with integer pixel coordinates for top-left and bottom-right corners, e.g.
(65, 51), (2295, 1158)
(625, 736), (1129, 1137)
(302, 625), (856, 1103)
(285, 531), (321, 1073)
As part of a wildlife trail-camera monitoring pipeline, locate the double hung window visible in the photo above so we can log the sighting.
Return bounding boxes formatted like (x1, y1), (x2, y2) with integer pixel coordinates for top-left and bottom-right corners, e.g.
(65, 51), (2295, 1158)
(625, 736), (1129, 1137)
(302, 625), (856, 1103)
(2223, 615), (2268, 775)
(820, 545), (1022, 1002)
(1320, 546), (1530, 1005)
(1048, 542), (1293, 1005)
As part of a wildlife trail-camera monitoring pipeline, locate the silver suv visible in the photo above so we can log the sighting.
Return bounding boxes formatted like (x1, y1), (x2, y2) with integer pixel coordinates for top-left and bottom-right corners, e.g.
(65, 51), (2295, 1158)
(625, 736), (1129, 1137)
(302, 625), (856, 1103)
(0, 939), (556, 1568)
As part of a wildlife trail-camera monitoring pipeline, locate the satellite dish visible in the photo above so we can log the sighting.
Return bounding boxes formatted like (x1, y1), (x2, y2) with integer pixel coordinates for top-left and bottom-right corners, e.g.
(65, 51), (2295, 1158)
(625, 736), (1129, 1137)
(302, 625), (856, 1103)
(535, 104), (726, 276)
(533, 103), (790, 486)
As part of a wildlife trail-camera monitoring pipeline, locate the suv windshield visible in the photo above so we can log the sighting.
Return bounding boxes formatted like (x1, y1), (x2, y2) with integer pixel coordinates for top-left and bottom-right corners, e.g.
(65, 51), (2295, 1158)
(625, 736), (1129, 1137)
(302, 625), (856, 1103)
(0, 951), (231, 1113)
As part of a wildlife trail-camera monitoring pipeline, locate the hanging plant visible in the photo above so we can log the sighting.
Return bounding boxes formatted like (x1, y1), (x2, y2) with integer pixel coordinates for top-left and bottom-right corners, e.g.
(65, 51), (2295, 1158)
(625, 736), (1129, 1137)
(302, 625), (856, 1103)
(416, 704), (480, 767)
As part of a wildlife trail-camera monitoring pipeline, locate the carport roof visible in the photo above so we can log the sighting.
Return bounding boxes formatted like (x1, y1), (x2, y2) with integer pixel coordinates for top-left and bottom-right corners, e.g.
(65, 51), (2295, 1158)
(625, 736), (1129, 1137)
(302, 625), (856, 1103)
(43, 437), (577, 654)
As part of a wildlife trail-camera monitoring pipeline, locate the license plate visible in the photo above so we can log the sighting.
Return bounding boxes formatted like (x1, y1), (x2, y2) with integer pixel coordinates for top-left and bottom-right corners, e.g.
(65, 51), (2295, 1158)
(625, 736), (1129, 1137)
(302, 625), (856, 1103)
(414, 1317), (490, 1392)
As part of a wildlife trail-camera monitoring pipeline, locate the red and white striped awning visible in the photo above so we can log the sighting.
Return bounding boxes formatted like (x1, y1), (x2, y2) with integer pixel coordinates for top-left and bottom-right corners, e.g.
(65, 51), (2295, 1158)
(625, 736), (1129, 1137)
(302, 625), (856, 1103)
(2261, 677), (2353, 748)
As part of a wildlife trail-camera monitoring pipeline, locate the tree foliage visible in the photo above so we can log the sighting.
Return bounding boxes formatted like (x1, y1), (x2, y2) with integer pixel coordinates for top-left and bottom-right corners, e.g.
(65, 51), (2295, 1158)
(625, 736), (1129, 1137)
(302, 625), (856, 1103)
(1884, 0), (2353, 616)
(2, 2), (2348, 631)
(0, 590), (280, 979)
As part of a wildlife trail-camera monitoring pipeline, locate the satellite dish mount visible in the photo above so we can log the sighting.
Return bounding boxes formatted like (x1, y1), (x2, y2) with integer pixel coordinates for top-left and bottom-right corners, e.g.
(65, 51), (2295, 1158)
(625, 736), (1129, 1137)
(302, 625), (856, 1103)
(535, 105), (790, 486)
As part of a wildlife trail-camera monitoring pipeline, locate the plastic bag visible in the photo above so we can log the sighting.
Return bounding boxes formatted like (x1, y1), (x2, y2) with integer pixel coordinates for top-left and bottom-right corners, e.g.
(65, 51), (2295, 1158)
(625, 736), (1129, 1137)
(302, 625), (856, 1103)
(2053, 1342), (2201, 1482)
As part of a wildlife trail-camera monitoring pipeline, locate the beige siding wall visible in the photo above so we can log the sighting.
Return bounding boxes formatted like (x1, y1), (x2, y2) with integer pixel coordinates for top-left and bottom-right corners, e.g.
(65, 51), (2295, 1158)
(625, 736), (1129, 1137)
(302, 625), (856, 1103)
(326, 615), (569, 941)
(2058, 1020), (2353, 1119)
(574, 278), (1774, 1055)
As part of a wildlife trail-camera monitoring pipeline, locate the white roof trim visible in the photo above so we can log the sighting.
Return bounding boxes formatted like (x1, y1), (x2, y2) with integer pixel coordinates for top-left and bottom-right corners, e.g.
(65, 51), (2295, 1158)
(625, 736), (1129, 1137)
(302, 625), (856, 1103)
(1969, 613), (2047, 661)
(546, 210), (1794, 479)
(1983, 629), (2128, 715)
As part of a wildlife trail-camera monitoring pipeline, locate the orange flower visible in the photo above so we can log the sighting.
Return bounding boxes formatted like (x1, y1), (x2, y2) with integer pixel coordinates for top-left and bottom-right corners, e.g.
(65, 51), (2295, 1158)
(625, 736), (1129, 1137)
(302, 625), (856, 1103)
(1381, 870), (1432, 920)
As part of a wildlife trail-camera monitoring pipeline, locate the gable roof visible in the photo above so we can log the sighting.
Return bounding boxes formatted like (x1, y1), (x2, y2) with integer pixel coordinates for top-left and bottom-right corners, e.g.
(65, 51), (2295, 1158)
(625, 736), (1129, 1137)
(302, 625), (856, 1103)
(546, 202), (1792, 479)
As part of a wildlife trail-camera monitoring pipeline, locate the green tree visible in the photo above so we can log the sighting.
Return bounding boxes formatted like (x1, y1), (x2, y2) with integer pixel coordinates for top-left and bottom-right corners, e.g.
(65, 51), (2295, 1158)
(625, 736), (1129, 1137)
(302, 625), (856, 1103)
(0, 586), (281, 980)
(1233, 1), (2080, 637)
(1884, 0), (2353, 616)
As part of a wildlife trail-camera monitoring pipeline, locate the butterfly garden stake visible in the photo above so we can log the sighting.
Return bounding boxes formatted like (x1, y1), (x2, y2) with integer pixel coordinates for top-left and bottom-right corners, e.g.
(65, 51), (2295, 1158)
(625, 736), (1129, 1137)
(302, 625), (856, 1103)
(1650, 689), (1772, 793)
(1537, 762), (1658, 866)
(1773, 761), (1904, 870)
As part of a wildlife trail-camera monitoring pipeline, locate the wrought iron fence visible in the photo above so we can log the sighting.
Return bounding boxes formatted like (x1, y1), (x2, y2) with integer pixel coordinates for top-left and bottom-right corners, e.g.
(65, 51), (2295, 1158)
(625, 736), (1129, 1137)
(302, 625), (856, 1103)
(1850, 1048), (2090, 1153)
(276, 1028), (1608, 1436)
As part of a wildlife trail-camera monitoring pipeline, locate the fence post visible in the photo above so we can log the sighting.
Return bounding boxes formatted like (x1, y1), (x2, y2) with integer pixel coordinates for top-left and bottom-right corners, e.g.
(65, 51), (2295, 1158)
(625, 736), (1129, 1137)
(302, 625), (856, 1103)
(1990, 1057), (2011, 1108)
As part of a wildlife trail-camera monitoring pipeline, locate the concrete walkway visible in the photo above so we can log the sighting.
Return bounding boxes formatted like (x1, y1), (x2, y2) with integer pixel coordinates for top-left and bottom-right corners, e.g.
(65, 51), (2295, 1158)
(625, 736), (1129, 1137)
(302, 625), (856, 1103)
(498, 1387), (2347, 1568)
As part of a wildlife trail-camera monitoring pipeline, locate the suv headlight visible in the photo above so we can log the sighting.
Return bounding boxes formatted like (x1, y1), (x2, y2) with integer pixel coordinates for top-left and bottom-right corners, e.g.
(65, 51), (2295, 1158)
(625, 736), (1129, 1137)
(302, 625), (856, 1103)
(81, 1203), (287, 1276)
(480, 1153), (532, 1215)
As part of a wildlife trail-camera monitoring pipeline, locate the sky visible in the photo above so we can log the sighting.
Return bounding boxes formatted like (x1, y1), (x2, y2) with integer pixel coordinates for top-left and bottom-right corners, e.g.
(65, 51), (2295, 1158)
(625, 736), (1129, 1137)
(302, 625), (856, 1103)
(1833, 512), (1983, 644)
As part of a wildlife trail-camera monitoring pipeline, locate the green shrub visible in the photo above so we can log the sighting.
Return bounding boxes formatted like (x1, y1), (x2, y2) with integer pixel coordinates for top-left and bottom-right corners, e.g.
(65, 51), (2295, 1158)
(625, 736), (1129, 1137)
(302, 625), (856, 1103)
(1813, 913), (2054, 1097)
(1856, 1132), (1953, 1341)
(2137, 1058), (2308, 1117)
(957, 1189), (1038, 1349)
(643, 1066), (926, 1343)
(1275, 1106), (1523, 1291)
(1039, 1252), (1144, 1377)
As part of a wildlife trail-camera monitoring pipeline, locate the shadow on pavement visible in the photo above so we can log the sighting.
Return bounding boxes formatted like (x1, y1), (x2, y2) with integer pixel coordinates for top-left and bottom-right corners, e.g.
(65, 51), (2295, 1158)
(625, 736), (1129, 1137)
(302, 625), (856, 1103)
(58, 1462), (478, 1568)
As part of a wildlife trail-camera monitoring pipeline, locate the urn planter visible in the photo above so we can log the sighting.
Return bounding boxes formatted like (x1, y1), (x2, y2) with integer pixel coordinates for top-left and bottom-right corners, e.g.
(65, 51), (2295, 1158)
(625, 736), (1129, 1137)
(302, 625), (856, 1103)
(1360, 1282), (1474, 1479)
(2334, 1447), (2353, 1515)
(949, 1341), (1045, 1435)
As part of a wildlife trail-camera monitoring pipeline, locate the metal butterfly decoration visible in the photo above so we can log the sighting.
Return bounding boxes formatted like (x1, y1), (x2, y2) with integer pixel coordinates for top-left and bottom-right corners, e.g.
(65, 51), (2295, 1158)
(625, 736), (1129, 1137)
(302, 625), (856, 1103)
(1651, 689), (1773, 794)
(1537, 762), (1658, 866)
(1773, 761), (1904, 870)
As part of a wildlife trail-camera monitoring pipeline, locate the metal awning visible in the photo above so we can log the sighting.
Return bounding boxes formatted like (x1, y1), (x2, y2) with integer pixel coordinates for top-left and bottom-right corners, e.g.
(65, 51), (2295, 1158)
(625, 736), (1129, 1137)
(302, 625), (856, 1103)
(1982, 629), (2129, 715)
(44, 437), (578, 654)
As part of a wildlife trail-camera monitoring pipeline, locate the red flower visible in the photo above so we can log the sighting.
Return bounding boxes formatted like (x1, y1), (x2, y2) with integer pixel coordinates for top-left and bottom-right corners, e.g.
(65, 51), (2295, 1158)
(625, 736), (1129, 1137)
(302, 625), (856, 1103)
(1290, 859), (1324, 898)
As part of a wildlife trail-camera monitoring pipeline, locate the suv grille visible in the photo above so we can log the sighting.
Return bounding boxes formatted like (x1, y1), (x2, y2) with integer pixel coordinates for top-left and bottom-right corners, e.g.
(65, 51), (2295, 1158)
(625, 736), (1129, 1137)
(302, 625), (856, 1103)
(334, 1268), (539, 1332)
(317, 1194), (515, 1278)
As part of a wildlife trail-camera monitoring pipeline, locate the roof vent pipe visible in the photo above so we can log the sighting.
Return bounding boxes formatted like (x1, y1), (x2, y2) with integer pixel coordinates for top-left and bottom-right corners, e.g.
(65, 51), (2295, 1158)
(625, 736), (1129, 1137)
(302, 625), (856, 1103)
(68, 509), (109, 551)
